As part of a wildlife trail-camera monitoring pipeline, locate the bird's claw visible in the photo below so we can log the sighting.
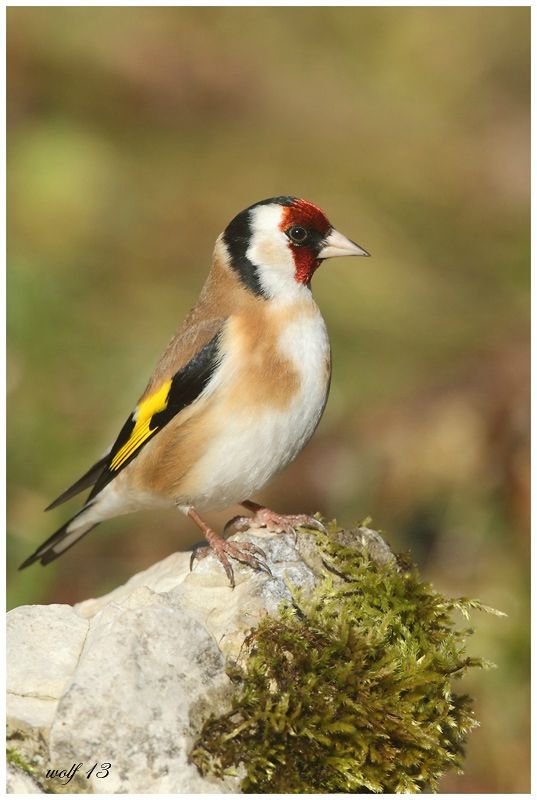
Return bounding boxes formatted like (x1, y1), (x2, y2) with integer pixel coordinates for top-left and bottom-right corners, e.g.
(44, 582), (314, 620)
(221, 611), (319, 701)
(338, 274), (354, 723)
(298, 515), (327, 533)
(223, 515), (252, 535)
(190, 536), (271, 588)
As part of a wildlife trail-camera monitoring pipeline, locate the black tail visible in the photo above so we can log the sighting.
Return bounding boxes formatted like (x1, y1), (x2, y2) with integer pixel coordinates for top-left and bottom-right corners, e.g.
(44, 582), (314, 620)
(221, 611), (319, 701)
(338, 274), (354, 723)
(45, 454), (109, 511)
(19, 510), (99, 569)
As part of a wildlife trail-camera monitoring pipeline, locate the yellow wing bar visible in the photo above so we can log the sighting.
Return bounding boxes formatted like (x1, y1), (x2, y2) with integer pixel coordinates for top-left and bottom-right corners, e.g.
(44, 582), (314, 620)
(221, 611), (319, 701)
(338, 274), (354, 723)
(110, 379), (172, 471)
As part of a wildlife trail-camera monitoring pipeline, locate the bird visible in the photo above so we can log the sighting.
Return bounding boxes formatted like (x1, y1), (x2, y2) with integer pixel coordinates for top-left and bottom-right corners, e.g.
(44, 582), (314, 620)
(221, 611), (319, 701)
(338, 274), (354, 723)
(20, 196), (370, 586)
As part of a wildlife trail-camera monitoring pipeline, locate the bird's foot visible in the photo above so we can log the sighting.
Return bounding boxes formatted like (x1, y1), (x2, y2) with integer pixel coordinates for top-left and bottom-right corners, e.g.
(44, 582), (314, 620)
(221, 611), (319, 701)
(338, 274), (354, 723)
(186, 506), (271, 588)
(190, 535), (271, 589)
(224, 504), (326, 537)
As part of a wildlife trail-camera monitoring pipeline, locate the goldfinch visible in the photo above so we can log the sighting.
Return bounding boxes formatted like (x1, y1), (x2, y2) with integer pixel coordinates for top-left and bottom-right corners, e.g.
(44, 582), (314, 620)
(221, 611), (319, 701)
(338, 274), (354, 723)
(20, 197), (369, 586)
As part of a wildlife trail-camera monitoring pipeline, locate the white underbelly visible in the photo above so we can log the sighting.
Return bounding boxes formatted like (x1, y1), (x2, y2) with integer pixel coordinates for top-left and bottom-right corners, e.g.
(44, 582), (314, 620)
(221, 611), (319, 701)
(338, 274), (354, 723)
(178, 309), (330, 511)
(182, 394), (326, 511)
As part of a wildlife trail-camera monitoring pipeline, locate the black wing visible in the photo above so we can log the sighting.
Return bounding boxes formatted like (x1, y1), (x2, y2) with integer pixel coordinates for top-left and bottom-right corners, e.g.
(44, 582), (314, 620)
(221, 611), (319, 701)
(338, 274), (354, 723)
(87, 332), (222, 500)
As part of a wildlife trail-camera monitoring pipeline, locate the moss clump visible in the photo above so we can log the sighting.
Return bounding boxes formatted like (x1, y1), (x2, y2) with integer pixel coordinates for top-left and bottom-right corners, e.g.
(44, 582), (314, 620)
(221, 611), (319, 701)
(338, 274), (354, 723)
(191, 528), (500, 793)
(7, 747), (35, 776)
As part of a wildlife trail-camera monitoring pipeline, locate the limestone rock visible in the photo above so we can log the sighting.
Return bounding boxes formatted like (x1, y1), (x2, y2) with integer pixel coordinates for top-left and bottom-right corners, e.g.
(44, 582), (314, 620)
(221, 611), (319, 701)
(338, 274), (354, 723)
(7, 604), (89, 699)
(6, 526), (388, 793)
(7, 603), (90, 789)
(6, 762), (43, 794)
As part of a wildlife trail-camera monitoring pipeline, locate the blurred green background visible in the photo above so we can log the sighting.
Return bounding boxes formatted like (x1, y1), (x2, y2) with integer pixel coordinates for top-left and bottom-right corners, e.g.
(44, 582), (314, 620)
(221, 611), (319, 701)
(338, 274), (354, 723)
(7, 6), (529, 793)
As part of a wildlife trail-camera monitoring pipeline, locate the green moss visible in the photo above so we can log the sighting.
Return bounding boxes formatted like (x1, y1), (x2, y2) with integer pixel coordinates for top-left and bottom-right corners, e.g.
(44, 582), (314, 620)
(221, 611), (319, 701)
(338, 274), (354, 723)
(191, 527), (501, 793)
(7, 747), (36, 776)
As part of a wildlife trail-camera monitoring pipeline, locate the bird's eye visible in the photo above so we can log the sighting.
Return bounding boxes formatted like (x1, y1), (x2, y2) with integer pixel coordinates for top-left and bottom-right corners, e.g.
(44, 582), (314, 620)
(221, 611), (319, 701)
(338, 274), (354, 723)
(286, 225), (309, 245)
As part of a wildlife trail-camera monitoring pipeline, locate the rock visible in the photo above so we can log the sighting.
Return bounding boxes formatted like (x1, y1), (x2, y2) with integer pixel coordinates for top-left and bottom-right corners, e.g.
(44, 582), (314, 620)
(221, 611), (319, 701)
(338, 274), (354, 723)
(50, 588), (234, 793)
(6, 526), (390, 793)
(7, 603), (90, 790)
(7, 694), (57, 737)
(7, 604), (89, 699)
(6, 762), (43, 793)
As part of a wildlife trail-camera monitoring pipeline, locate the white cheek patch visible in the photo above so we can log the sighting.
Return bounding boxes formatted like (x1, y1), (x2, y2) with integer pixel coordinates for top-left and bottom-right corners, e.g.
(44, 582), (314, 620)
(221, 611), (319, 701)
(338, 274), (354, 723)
(248, 203), (284, 237)
(247, 204), (307, 300)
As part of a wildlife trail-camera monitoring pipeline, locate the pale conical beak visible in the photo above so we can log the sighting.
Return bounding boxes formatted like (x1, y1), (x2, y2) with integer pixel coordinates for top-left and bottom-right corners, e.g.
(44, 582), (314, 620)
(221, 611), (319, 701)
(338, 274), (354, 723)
(318, 228), (370, 259)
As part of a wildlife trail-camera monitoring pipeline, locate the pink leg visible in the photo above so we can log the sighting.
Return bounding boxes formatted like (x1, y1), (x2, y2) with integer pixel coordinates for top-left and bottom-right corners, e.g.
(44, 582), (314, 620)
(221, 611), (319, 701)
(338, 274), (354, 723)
(187, 507), (271, 588)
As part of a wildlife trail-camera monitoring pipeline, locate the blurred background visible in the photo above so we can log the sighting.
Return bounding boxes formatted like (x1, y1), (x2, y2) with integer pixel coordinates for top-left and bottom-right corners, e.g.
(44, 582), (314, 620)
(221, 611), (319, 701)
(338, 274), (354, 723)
(7, 7), (529, 792)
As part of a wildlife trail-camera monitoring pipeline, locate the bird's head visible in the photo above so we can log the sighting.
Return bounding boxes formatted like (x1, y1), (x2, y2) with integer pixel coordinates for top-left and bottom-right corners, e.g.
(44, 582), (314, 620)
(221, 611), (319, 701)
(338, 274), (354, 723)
(220, 196), (369, 300)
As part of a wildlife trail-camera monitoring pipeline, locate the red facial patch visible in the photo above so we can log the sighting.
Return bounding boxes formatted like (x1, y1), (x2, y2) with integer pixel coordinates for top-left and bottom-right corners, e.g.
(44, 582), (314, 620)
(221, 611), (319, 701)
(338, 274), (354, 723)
(281, 199), (331, 236)
(279, 199), (332, 285)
